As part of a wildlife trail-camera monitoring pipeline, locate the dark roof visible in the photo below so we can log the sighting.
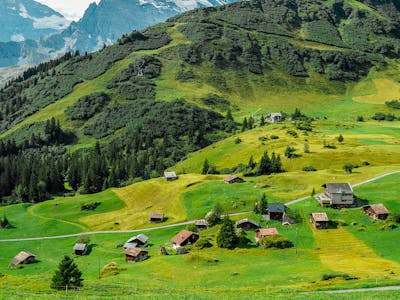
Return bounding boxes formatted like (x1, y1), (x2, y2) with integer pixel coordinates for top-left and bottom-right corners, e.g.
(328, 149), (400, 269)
(224, 175), (243, 183)
(73, 243), (87, 251)
(150, 213), (164, 220)
(268, 203), (285, 213)
(236, 218), (260, 227)
(125, 247), (148, 257)
(10, 251), (35, 265)
(324, 183), (353, 194)
(311, 212), (329, 222)
(127, 234), (149, 244)
(172, 230), (198, 245)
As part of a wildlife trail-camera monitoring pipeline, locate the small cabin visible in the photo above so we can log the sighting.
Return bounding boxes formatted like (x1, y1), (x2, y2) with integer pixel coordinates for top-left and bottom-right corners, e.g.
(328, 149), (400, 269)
(125, 247), (149, 263)
(311, 212), (329, 229)
(124, 234), (149, 249)
(172, 230), (199, 249)
(164, 171), (178, 181)
(224, 175), (245, 184)
(10, 251), (36, 266)
(255, 228), (279, 242)
(267, 113), (282, 123)
(73, 243), (88, 256)
(363, 204), (389, 220)
(320, 183), (354, 207)
(194, 219), (208, 230)
(149, 213), (165, 223)
(236, 218), (260, 231)
(268, 203), (286, 220)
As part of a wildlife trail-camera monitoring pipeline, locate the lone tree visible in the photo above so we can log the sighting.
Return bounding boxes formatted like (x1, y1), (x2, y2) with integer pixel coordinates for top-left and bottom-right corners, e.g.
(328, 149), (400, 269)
(217, 216), (238, 249)
(51, 256), (83, 290)
(207, 202), (223, 227)
(338, 134), (344, 143)
(201, 159), (210, 175)
(0, 214), (11, 228)
(343, 163), (354, 174)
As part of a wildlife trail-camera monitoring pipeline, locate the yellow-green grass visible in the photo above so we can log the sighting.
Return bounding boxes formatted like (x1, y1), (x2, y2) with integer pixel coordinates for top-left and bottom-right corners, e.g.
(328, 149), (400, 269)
(353, 79), (400, 104)
(80, 174), (221, 230)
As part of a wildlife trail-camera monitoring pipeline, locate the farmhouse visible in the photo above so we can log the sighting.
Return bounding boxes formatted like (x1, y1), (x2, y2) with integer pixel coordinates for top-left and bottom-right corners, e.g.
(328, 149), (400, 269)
(149, 213), (165, 223)
(255, 228), (279, 242)
(124, 234), (149, 249)
(311, 212), (330, 229)
(267, 113), (283, 123)
(194, 219), (208, 230)
(236, 218), (260, 230)
(268, 203), (286, 220)
(172, 230), (199, 249)
(125, 247), (149, 263)
(224, 175), (245, 184)
(10, 251), (36, 266)
(73, 243), (88, 256)
(363, 204), (390, 220)
(319, 183), (354, 207)
(164, 171), (178, 181)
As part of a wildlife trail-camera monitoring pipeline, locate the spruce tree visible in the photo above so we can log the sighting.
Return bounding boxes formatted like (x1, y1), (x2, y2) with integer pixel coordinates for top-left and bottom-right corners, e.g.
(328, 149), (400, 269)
(257, 152), (271, 175)
(260, 115), (265, 127)
(217, 216), (238, 249)
(241, 117), (248, 132)
(259, 193), (268, 215)
(202, 159), (210, 175)
(51, 256), (83, 290)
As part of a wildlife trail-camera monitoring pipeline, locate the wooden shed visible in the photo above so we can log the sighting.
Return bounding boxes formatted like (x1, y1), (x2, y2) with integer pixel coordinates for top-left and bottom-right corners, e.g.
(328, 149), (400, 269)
(172, 230), (199, 249)
(194, 219), (208, 230)
(236, 218), (260, 231)
(224, 175), (245, 184)
(125, 247), (149, 263)
(255, 228), (279, 242)
(73, 243), (88, 256)
(124, 234), (149, 249)
(149, 213), (165, 223)
(268, 203), (286, 220)
(10, 251), (36, 266)
(164, 171), (178, 181)
(363, 204), (389, 220)
(311, 212), (329, 229)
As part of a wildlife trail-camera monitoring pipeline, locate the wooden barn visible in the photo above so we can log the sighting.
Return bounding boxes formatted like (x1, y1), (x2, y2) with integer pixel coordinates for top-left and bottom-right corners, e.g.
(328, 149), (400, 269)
(255, 228), (279, 242)
(149, 213), (165, 223)
(172, 230), (199, 249)
(125, 247), (149, 263)
(73, 243), (88, 256)
(164, 171), (178, 181)
(10, 251), (36, 266)
(224, 175), (245, 184)
(268, 203), (286, 220)
(311, 212), (329, 229)
(236, 218), (260, 231)
(363, 204), (390, 220)
(124, 234), (149, 249)
(194, 219), (208, 230)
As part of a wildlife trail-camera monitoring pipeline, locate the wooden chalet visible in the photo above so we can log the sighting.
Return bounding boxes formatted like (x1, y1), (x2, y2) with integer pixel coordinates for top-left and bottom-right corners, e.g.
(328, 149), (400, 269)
(236, 218), (260, 231)
(267, 113), (282, 123)
(255, 228), (279, 242)
(10, 251), (36, 266)
(125, 247), (149, 263)
(224, 175), (245, 184)
(172, 230), (199, 249)
(149, 213), (165, 223)
(73, 243), (88, 256)
(311, 212), (329, 229)
(319, 183), (354, 207)
(194, 219), (208, 230)
(124, 234), (149, 249)
(363, 204), (390, 220)
(164, 171), (178, 181)
(268, 203), (286, 220)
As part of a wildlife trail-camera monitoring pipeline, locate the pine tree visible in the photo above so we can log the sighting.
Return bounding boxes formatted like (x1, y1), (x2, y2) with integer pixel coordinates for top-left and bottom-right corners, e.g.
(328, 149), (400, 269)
(226, 109), (233, 121)
(248, 116), (254, 129)
(248, 155), (256, 169)
(259, 193), (268, 215)
(51, 256), (83, 290)
(257, 152), (271, 175)
(217, 216), (238, 249)
(241, 117), (248, 132)
(338, 134), (344, 143)
(260, 114), (265, 127)
(202, 159), (210, 175)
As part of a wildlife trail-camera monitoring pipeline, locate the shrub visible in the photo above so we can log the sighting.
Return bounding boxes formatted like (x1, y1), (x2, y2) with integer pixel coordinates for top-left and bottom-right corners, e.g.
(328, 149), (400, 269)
(390, 213), (400, 223)
(186, 223), (198, 232)
(343, 163), (354, 174)
(322, 273), (356, 281)
(194, 238), (213, 249)
(286, 130), (298, 138)
(385, 100), (400, 109)
(234, 137), (242, 144)
(258, 235), (293, 249)
(270, 135), (279, 140)
(302, 166), (317, 172)
(356, 116), (364, 122)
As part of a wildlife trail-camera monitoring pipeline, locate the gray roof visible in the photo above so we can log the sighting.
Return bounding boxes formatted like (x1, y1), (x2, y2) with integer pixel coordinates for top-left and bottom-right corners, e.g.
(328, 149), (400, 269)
(194, 219), (207, 226)
(164, 171), (177, 179)
(73, 243), (87, 251)
(268, 203), (285, 213)
(236, 218), (259, 227)
(127, 234), (149, 244)
(324, 183), (353, 194)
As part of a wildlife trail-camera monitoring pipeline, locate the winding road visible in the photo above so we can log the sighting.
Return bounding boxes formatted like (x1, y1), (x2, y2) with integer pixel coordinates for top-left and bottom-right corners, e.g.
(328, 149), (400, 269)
(0, 170), (399, 243)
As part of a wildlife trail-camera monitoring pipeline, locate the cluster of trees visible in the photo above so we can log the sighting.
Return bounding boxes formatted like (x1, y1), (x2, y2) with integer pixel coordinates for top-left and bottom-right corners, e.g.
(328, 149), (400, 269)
(385, 100), (400, 110)
(371, 112), (398, 121)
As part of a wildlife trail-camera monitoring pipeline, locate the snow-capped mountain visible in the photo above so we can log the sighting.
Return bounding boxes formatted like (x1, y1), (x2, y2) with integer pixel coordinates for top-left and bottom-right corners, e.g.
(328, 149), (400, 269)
(0, 0), (69, 43)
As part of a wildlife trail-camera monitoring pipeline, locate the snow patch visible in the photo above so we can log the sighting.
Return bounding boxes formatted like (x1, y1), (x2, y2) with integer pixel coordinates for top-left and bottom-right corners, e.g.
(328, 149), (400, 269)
(18, 3), (70, 30)
(11, 34), (25, 42)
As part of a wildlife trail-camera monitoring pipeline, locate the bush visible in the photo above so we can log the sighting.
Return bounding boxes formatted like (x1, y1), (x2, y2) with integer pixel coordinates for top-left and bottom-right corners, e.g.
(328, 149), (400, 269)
(385, 100), (400, 109)
(356, 116), (364, 122)
(186, 223), (198, 232)
(322, 273), (356, 281)
(234, 137), (242, 144)
(286, 130), (298, 138)
(194, 238), (213, 249)
(258, 235), (293, 249)
(343, 163), (354, 174)
(270, 135), (279, 140)
(302, 166), (317, 172)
